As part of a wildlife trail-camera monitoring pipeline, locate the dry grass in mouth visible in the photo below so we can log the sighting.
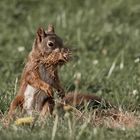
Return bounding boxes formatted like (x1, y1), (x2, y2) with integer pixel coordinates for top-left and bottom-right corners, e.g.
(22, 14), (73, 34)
(41, 48), (72, 68)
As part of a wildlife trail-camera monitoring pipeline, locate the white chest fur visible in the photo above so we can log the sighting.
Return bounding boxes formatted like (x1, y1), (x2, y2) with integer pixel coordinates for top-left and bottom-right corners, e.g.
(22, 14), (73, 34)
(24, 85), (36, 115)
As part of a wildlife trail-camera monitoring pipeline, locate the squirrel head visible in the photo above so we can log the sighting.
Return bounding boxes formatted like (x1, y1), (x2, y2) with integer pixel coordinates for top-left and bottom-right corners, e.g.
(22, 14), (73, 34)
(35, 24), (63, 55)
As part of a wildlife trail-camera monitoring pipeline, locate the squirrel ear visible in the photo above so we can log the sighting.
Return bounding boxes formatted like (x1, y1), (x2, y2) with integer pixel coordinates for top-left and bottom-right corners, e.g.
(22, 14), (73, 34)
(36, 27), (46, 42)
(47, 24), (55, 33)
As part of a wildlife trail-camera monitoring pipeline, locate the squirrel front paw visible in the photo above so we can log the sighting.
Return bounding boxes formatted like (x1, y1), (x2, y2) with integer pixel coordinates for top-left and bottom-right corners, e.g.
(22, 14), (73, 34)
(43, 87), (53, 97)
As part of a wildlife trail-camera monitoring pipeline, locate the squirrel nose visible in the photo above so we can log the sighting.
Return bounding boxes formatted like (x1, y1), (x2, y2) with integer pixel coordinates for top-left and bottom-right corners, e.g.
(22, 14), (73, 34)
(47, 41), (54, 47)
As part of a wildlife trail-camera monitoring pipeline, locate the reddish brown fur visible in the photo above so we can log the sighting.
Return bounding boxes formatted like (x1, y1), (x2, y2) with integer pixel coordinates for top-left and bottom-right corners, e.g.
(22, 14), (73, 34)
(8, 25), (71, 119)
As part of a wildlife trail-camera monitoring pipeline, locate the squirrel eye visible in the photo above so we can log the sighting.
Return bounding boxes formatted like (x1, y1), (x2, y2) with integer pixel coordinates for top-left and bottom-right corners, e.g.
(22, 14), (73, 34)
(47, 41), (54, 48)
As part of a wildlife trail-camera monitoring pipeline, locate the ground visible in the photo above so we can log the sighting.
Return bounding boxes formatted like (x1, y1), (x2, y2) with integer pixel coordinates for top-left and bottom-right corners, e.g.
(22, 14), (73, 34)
(0, 0), (140, 139)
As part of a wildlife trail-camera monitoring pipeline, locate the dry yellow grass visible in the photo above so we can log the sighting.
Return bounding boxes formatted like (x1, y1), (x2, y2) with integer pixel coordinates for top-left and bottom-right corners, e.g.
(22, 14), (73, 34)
(71, 108), (140, 129)
(0, 104), (139, 129)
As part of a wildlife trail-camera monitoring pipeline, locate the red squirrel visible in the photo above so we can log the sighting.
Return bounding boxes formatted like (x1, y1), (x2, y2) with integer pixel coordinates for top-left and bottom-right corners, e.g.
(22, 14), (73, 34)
(8, 25), (71, 118)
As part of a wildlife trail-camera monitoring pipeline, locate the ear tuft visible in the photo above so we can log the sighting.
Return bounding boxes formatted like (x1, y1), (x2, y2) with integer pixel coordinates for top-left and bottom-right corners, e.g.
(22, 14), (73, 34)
(36, 27), (46, 42)
(47, 24), (55, 33)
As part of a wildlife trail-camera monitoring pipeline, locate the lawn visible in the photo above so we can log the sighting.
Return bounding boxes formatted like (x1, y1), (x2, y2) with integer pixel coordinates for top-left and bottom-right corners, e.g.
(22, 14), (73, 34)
(0, 0), (140, 139)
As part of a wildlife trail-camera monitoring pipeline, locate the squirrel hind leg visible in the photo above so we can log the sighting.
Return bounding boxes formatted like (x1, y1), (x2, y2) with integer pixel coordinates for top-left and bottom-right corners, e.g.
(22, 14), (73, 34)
(39, 99), (55, 120)
(8, 95), (24, 120)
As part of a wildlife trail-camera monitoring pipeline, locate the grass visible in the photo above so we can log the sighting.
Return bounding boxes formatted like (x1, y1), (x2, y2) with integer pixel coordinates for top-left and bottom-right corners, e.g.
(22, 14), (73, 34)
(0, 0), (140, 139)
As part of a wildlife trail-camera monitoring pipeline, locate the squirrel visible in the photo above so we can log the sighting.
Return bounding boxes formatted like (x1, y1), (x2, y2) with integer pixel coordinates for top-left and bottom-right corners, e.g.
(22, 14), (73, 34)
(8, 25), (71, 118)
(33, 92), (112, 118)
